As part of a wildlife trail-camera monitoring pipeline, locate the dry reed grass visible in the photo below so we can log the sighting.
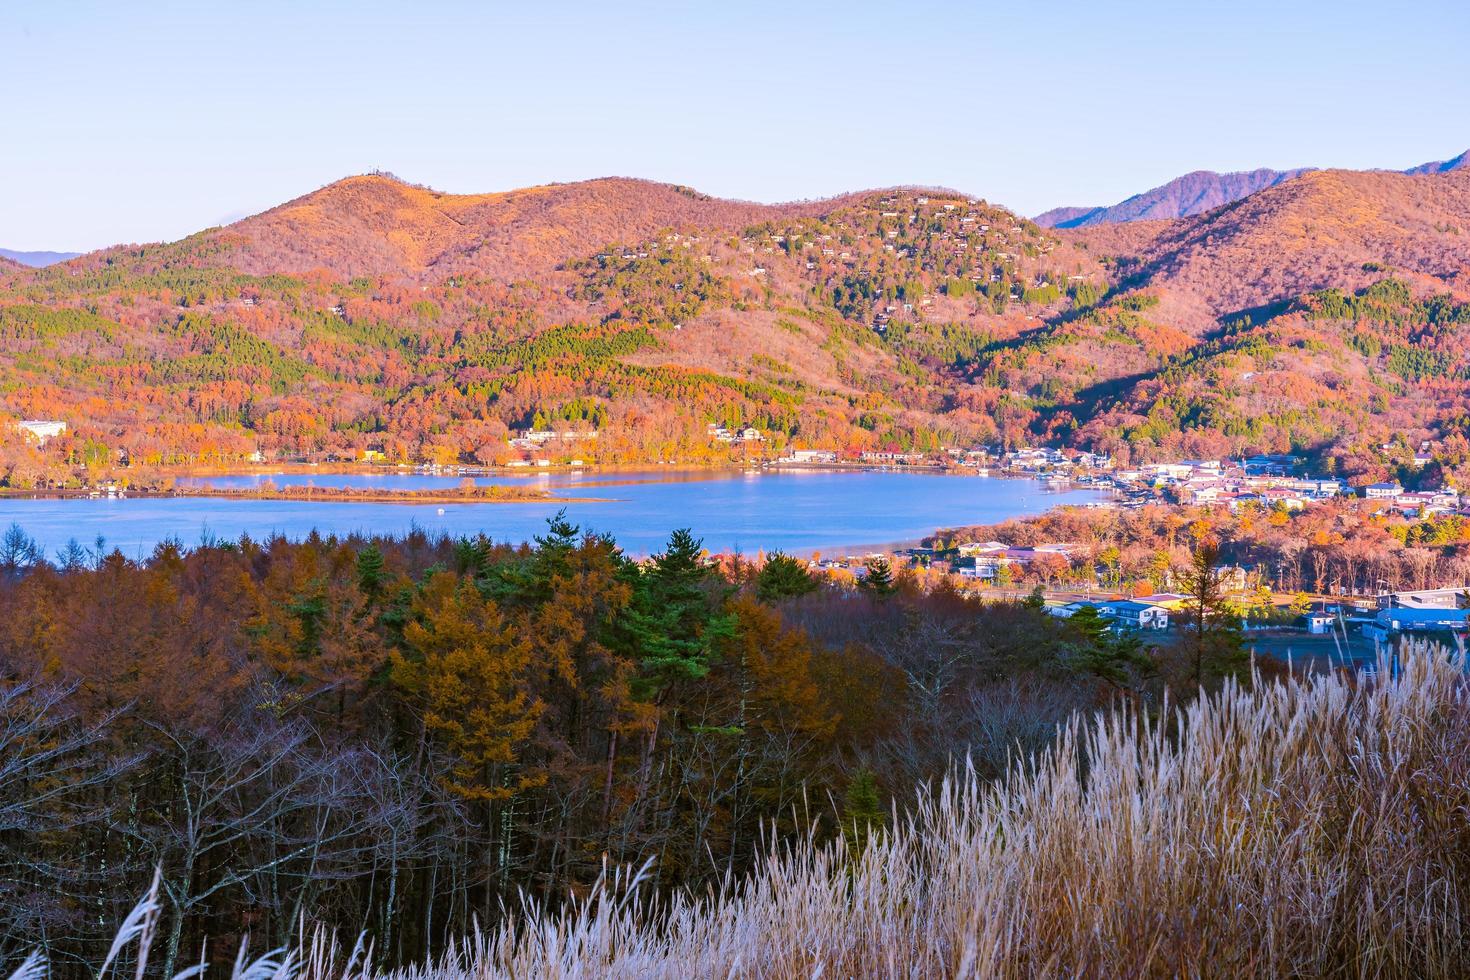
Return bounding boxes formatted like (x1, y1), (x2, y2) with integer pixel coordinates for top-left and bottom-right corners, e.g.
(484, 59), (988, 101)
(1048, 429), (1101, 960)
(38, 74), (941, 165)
(12, 641), (1470, 979)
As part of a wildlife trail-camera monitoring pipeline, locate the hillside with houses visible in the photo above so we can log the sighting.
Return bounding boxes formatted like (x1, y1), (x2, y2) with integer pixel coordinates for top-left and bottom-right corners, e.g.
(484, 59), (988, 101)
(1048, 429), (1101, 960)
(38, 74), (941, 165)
(3, 165), (1470, 490)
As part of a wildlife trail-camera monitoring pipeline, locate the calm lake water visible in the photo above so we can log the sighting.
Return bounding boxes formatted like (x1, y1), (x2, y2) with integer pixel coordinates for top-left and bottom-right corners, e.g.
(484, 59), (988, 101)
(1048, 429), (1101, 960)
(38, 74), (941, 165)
(0, 469), (1105, 558)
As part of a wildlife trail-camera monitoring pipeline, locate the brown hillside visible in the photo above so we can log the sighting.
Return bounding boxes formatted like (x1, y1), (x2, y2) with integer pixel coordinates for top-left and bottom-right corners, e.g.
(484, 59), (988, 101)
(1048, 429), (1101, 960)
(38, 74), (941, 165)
(194, 175), (853, 281)
(1061, 219), (1173, 261)
(1125, 169), (1470, 327)
(0, 255), (32, 289)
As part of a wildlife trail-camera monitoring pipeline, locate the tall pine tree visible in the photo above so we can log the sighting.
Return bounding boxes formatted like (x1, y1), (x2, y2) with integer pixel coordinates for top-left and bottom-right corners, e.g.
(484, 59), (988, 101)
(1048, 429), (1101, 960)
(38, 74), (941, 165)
(756, 551), (819, 603)
(1182, 542), (1248, 689)
(622, 529), (736, 698)
(860, 557), (897, 598)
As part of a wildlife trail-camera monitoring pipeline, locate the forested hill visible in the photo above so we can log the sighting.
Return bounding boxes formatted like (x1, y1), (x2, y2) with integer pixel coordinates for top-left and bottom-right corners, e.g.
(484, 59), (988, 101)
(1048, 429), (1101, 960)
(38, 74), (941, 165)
(3, 167), (1470, 486)
(99, 175), (859, 281)
(1083, 168), (1470, 327)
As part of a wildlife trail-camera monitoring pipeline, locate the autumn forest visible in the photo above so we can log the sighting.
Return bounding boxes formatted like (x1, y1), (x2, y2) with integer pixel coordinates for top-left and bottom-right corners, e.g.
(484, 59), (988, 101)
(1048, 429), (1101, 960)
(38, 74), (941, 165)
(3, 167), (1470, 488)
(0, 513), (1249, 973)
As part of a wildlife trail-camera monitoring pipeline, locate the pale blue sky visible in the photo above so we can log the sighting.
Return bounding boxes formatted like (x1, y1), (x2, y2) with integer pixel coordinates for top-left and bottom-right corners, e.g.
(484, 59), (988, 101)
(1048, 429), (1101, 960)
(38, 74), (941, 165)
(3, 0), (1467, 251)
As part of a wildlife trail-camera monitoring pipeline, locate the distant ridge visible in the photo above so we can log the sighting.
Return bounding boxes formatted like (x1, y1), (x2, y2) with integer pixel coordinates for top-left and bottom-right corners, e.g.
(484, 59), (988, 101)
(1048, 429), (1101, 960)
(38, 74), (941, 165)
(1404, 149), (1470, 175)
(1036, 148), (1470, 228)
(1035, 168), (1309, 229)
(104, 173), (865, 280)
(0, 247), (81, 267)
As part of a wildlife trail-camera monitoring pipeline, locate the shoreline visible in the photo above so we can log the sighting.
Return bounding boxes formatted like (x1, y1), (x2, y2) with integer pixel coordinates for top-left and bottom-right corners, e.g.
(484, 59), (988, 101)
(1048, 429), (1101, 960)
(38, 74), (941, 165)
(0, 486), (610, 506)
(1, 462), (1081, 499)
(21, 458), (1025, 486)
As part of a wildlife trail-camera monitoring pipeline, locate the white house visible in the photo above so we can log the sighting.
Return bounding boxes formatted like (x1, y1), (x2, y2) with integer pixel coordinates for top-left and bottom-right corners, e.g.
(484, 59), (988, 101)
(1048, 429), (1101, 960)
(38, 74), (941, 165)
(1097, 600), (1170, 631)
(1305, 613), (1335, 634)
(956, 541), (1009, 557)
(16, 420), (67, 446)
(1363, 482), (1404, 499)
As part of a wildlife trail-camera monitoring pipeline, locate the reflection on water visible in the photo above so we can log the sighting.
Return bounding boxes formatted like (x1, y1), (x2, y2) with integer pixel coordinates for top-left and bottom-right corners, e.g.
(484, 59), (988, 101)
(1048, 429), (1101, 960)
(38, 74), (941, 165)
(2, 469), (1106, 558)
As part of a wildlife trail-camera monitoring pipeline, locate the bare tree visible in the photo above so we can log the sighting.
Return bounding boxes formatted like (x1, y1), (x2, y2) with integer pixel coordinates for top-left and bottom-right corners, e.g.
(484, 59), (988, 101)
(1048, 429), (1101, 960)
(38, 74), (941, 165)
(0, 681), (136, 961)
(112, 709), (393, 977)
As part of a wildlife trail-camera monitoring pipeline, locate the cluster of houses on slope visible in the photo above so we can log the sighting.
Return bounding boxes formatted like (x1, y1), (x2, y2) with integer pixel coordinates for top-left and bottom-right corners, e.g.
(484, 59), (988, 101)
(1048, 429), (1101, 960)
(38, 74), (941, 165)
(768, 444), (1466, 522)
(810, 532), (1470, 643)
(1057, 586), (1470, 644)
(1002, 447), (1110, 472)
(945, 540), (1082, 581)
(351, 422), (771, 469)
(1355, 482), (1464, 518)
(1143, 457), (1351, 510)
(508, 428), (599, 451)
(1046, 587), (1470, 640)
(706, 423), (763, 444)
(1000, 448), (1465, 517)
(781, 449), (839, 464)
(467, 422), (767, 467)
(1155, 460), (1460, 517)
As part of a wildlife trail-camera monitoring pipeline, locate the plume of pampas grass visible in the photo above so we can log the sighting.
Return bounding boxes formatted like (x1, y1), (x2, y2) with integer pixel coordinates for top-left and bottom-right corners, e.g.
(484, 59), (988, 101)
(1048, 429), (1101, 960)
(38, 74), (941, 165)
(4, 951), (45, 980)
(371, 640), (1470, 979)
(95, 869), (161, 979)
(8, 641), (1470, 979)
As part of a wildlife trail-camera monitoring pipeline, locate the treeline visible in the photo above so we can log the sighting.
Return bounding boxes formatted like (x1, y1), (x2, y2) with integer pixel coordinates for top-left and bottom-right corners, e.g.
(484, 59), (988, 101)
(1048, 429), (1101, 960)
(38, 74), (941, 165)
(0, 518), (1246, 975)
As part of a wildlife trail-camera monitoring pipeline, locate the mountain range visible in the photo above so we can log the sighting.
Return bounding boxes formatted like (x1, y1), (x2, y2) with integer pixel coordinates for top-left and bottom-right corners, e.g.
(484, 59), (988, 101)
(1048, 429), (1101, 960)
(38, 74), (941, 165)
(14, 149), (1468, 264)
(0, 248), (83, 268)
(1035, 150), (1470, 228)
(2, 157), (1470, 486)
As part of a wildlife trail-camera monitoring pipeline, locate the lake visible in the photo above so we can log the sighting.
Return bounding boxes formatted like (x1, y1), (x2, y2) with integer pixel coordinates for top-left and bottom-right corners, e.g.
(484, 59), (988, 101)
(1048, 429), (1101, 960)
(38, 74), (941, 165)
(0, 469), (1105, 559)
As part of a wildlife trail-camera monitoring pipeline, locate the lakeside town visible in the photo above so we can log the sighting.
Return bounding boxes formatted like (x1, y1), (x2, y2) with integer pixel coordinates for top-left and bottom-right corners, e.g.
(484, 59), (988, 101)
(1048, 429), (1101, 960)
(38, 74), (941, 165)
(12, 415), (1470, 656)
(780, 442), (1470, 659)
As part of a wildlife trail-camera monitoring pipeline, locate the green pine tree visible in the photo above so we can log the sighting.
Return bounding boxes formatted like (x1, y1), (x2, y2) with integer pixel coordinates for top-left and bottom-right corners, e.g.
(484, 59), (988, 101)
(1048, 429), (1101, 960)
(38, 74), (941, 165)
(623, 528), (736, 697)
(483, 510), (582, 606)
(756, 551), (819, 603)
(355, 542), (385, 601)
(1182, 542), (1249, 688)
(1066, 604), (1152, 690)
(842, 768), (885, 857)
(860, 557), (897, 598)
(1067, 602), (1111, 645)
